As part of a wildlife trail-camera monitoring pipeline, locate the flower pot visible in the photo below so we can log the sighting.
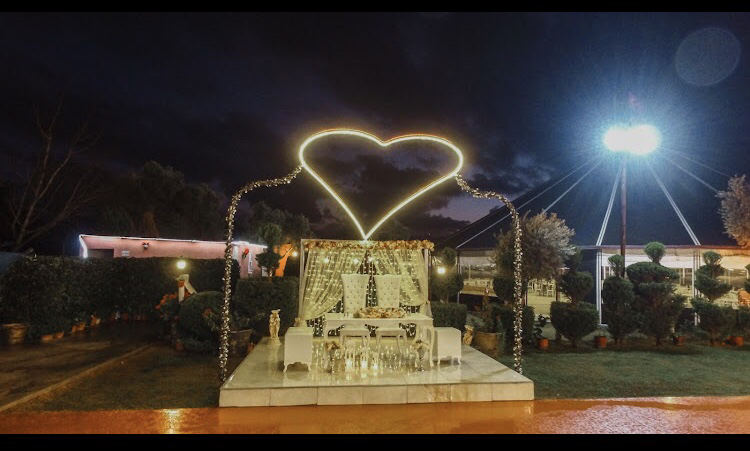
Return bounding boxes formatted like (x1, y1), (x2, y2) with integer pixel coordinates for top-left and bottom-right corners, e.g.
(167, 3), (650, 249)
(2, 323), (28, 345)
(41, 334), (54, 342)
(594, 335), (607, 349)
(673, 336), (685, 346)
(54, 331), (64, 339)
(731, 335), (744, 347)
(228, 329), (253, 357)
(90, 317), (101, 327)
(537, 337), (549, 350)
(474, 331), (502, 355)
(175, 340), (185, 352)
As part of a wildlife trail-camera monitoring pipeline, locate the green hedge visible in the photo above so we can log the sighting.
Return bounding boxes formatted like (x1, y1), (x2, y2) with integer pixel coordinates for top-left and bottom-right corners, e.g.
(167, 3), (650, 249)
(232, 277), (299, 336)
(178, 291), (223, 343)
(431, 302), (468, 333)
(0, 256), (239, 338)
(495, 304), (535, 348)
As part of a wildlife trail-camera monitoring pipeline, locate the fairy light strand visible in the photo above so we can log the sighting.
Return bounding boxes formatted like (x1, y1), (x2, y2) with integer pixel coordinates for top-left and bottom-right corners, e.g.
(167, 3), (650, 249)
(455, 175), (524, 375)
(219, 165), (303, 382)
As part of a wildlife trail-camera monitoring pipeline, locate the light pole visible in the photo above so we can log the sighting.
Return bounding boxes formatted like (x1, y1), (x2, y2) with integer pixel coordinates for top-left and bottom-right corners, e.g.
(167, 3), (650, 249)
(603, 124), (660, 275)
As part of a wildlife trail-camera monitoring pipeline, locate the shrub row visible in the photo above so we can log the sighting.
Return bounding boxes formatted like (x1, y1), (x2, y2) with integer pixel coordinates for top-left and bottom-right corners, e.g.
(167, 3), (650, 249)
(0, 256), (238, 338)
(175, 277), (300, 353)
(431, 302), (467, 333)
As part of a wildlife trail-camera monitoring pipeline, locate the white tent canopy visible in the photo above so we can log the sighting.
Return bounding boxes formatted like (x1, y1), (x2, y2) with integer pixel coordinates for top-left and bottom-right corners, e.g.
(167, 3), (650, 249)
(298, 239), (433, 320)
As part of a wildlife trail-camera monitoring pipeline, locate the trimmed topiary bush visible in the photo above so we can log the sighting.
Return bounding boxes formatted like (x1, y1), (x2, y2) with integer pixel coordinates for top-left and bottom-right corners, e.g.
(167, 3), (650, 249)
(431, 302), (468, 333)
(627, 253), (684, 346)
(495, 304), (535, 347)
(233, 277), (298, 336)
(550, 301), (598, 348)
(601, 275), (639, 346)
(178, 290), (223, 343)
(692, 298), (735, 345)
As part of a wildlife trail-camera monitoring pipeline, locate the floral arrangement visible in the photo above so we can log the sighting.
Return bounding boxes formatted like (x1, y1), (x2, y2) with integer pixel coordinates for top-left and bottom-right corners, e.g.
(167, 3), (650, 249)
(353, 307), (406, 319)
(324, 340), (341, 351)
(155, 293), (180, 321)
(411, 339), (430, 351)
(304, 239), (434, 251)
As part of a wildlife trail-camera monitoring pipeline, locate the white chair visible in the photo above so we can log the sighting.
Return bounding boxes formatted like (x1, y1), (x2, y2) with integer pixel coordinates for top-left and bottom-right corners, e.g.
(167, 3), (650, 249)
(375, 326), (407, 354)
(341, 273), (371, 314)
(414, 325), (435, 367)
(283, 326), (314, 372)
(339, 325), (370, 348)
(432, 327), (462, 365)
(374, 274), (402, 309)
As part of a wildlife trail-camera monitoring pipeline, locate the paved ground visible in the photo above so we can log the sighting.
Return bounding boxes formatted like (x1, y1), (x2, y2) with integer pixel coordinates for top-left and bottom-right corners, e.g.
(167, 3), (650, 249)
(0, 322), (160, 409)
(1, 396), (750, 433)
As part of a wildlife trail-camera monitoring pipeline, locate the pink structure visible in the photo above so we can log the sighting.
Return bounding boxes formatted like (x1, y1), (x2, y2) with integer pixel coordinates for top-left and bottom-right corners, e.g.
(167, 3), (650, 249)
(78, 234), (266, 278)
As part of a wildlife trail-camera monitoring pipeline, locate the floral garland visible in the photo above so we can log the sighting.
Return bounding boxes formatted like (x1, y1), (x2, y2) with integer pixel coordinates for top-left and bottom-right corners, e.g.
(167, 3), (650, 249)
(303, 239), (434, 251)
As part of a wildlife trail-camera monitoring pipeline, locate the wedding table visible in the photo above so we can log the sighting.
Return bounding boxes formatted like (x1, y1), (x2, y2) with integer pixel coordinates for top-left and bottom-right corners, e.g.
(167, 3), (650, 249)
(322, 312), (433, 342)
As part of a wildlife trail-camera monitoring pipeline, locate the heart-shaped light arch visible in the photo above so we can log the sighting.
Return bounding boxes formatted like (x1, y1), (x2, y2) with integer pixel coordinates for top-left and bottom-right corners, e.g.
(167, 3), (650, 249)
(299, 129), (464, 240)
(219, 128), (524, 382)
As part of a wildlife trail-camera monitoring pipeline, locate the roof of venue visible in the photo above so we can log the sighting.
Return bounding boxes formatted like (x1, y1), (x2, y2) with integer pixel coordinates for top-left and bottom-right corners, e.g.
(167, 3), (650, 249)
(440, 151), (739, 250)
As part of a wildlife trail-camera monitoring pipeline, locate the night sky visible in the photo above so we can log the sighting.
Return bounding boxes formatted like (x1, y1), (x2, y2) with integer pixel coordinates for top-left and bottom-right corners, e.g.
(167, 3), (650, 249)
(1, 12), (749, 243)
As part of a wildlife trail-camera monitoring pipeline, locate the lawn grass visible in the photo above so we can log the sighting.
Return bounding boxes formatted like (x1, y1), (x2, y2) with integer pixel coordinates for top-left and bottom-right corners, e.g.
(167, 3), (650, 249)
(498, 335), (750, 399)
(8, 344), (243, 412)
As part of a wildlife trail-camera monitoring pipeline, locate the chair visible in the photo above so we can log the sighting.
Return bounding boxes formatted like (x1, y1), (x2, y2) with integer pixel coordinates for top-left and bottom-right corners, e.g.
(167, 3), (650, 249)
(339, 325), (370, 348)
(432, 327), (461, 364)
(414, 325), (435, 367)
(341, 273), (371, 314)
(374, 274), (402, 309)
(375, 326), (407, 354)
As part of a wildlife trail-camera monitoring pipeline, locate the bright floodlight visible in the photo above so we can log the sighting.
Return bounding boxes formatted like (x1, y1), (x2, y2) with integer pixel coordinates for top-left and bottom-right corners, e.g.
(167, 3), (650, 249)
(176, 260), (187, 270)
(437, 266), (447, 275)
(604, 124), (660, 155)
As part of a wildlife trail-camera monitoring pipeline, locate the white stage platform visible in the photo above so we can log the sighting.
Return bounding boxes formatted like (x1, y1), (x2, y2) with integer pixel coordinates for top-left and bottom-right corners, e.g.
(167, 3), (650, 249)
(220, 337), (534, 407)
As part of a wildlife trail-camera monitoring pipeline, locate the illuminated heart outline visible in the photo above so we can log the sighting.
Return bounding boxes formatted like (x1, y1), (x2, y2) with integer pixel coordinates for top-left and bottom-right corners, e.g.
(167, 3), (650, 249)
(299, 129), (464, 240)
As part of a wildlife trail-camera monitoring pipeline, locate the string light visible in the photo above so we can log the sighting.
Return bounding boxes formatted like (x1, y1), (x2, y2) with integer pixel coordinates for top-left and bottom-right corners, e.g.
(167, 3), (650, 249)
(455, 175), (525, 375)
(298, 129), (464, 240)
(219, 165), (303, 382)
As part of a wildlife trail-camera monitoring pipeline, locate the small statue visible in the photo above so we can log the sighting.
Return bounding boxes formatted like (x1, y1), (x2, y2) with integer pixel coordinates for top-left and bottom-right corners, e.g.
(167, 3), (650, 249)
(294, 317), (303, 327)
(269, 309), (281, 342)
(463, 325), (474, 345)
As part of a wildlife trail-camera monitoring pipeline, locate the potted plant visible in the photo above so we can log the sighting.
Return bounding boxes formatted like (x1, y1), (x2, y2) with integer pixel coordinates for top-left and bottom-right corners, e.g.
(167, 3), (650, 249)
(535, 314), (549, 350)
(227, 314), (255, 357)
(729, 307), (750, 346)
(593, 325), (608, 349)
(473, 305), (503, 356)
(1, 323), (29, 345)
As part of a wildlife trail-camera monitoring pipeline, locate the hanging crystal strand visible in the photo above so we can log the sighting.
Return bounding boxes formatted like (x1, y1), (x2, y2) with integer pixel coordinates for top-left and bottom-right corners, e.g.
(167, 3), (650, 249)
(219, 165), (303, 382)
(455, 174), (524, 375)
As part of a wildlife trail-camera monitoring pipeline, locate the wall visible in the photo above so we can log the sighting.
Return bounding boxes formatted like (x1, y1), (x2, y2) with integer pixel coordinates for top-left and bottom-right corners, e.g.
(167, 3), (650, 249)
(79, 235), (265, 278)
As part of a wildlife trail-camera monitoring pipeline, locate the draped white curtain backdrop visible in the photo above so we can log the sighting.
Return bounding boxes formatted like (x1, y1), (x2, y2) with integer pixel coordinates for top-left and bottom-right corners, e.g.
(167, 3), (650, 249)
(371, 249), (428, 307)
(300, 248), (367, 320)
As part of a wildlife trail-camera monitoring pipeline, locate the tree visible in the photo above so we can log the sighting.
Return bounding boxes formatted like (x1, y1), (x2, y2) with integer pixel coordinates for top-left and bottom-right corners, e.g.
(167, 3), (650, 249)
(255, 223), (283, 277)
(601, 255), (639, 346)
(558, 248), (594, 306)
(551, 248), (597, 348)
(694, 251), (732, 302)
(237, 201), (313, 275)
(429, 247), (465, 302)
(494, 211), (575, 288)
(1, 106), (100, 251)
(644, 242), (666, 265)
(692, 251), (734, 345)
(718, 174), (750, 247)
(626, 241), (685, 345)
(95, 161), (225, 240)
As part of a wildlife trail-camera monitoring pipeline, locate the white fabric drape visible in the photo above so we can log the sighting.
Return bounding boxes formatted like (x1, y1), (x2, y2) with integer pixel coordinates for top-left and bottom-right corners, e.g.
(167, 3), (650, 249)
(301, 248), (367, 320)
(371, 249), (428, 307)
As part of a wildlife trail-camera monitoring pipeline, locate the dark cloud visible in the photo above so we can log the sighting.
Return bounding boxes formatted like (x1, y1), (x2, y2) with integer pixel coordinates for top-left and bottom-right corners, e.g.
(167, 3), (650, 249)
(2, 12), (750, 245)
